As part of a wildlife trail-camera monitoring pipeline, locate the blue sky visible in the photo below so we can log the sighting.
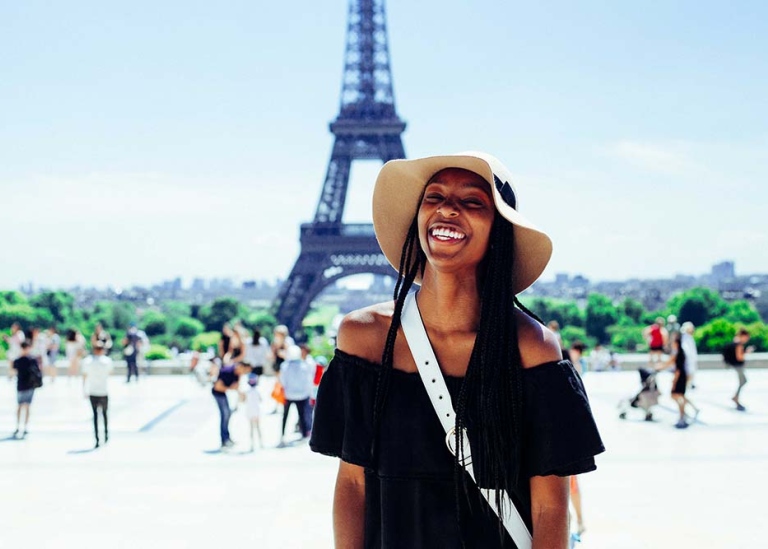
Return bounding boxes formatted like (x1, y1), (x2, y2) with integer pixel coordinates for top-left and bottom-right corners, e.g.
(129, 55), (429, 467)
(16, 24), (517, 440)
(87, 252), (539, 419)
(2, 0), (766, 289)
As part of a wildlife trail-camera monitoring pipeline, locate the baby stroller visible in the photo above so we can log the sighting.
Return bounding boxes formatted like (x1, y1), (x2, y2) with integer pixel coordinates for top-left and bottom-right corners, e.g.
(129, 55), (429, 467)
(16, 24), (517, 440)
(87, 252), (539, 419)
(618, 367), (659, 421)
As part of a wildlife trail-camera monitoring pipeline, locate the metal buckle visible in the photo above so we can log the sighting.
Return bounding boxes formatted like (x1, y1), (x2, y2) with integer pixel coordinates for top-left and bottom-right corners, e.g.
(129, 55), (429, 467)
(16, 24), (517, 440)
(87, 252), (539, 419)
(445, 426), (472, 466)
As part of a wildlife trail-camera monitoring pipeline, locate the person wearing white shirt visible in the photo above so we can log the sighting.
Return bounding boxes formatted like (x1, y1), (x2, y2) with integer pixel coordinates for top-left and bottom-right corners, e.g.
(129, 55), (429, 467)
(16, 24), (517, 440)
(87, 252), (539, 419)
(82, 342), (114, 448)
(680, 322), (698, 388)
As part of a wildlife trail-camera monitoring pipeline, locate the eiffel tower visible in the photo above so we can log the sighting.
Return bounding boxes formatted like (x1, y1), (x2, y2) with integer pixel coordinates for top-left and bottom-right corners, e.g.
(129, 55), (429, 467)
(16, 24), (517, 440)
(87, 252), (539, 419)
(273, 0), (407, 336)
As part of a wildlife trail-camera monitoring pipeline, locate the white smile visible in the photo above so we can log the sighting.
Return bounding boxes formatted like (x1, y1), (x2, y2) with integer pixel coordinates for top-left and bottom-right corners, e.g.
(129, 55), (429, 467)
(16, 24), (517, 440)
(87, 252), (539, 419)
(430, 226), (466, 241)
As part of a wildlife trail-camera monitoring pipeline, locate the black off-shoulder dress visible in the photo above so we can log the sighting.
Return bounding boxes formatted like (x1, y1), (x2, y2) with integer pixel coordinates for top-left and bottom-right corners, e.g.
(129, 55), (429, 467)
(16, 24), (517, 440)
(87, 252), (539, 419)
(310, 349), (605, 548)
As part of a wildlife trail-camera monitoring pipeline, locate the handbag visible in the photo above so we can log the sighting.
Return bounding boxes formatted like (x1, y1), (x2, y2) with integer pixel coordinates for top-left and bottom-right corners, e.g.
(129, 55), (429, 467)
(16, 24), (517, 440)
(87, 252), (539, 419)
(271, 380), (286, 405)
(401, 292), (533, 549)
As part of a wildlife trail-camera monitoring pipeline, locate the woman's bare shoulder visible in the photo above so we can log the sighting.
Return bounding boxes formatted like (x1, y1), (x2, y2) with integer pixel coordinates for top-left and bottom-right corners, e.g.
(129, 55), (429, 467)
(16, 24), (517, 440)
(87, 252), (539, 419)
(337, 301), (395, 364)
(514, 308), (564, 369)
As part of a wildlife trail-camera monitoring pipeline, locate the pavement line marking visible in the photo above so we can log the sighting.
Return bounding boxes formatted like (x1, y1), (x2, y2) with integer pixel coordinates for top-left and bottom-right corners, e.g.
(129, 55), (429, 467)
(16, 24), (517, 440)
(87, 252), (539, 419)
(138, 399), (189, 432)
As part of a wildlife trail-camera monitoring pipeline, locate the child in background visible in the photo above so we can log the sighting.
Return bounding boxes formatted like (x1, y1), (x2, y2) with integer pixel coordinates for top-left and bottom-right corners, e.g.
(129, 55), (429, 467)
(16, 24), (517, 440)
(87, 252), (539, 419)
(245, 373), (263, 452)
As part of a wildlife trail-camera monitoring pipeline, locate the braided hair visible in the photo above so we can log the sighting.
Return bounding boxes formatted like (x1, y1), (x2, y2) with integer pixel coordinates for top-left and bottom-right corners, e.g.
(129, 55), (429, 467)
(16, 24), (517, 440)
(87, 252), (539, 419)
(373, 205), (539, 543)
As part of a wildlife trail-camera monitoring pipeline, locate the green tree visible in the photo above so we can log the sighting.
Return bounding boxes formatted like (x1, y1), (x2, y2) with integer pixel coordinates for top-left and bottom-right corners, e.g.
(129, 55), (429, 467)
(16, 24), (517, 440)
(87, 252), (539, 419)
(585, 293), (618, 344)
(199, 297), (242, 332)
(617, 298), (645, 325)
(607, 324), (645, 351)
(744, 322), (768, 352)
(0, 291), (28, 306)
(0, 303), (53, 330)
(668, 287), (728, 327)
(245, 310), (278, 334)
(560, 326), (596, 349)
(522, 297), (584, 328)
(725, 300), (760, 324)
(174, 317), (205, 338)
(29, 291), (76, 326)
(695, 318), (735, 354)
(191, 331), (221, 352)
(140, 310), (168, 337)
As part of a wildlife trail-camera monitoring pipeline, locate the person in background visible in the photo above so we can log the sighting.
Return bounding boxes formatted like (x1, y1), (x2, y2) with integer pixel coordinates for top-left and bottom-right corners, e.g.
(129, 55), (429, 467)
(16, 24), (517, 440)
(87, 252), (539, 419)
(568, 341), (587, 375)
(588, 343), (610, 372)
(245, 328), (270, 376)
(311, 355), (329, 408)
(723, 328), (753, 411)
(243, 373), (263, 452)
(211, 357), (252, 450)
(4, 323), (26, 379)
(665, 314), (681, 353)
(278, 345), (313, 447)
(31, 327), (49, 378)
(82, 341), (114, 448)
(547, 320), (564, 350)
(65, 329), (86, 378)
(46, 326), (61, 382)
(123, 323), (142, 383)
(11, 341), (40, 439)
(91, 323), (113, 353)
(658, 333), (699, 429)
(643, 317), (668, 369)
(270, 325), (293, 374)
(218, 323), (233, 359)
(680, 322), (698, 389)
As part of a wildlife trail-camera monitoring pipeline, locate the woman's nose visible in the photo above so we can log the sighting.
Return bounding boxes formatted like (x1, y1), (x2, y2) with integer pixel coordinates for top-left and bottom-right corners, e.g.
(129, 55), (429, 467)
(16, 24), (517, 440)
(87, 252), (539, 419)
(437, 200), (459, 217)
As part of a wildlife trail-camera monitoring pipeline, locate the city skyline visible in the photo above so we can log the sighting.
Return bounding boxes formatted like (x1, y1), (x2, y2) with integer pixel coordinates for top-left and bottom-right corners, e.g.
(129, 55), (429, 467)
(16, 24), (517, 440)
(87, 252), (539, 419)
(2, 1), (767, 289)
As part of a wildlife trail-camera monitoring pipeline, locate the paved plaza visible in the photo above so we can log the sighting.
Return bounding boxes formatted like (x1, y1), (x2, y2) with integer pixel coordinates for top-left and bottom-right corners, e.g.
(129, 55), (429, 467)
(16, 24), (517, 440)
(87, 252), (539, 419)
(1, 366), (766, 548)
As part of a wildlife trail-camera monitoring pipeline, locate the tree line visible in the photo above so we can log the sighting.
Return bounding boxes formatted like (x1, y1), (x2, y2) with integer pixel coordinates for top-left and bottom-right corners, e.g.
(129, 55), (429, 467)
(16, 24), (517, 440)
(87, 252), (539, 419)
(1, 286), (765, 360)
(0, 291), (278, 360)
(521, 287), (767, 353)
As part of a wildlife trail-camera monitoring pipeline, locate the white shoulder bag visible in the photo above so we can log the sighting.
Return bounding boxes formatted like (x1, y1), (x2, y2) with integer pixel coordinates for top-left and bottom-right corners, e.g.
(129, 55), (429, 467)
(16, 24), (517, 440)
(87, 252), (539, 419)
(401, 292), (532, 549)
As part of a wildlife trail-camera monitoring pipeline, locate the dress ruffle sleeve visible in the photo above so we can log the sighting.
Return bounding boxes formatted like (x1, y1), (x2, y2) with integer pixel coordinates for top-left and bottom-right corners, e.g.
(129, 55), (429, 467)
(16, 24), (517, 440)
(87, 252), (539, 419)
(522, 360), (605, 478)
(309, 349), (379, 468)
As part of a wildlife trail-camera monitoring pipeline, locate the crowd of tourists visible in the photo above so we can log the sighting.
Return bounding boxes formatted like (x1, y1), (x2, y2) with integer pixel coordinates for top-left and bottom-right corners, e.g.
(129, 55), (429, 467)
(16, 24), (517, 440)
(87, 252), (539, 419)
(2, 321), (149, 444)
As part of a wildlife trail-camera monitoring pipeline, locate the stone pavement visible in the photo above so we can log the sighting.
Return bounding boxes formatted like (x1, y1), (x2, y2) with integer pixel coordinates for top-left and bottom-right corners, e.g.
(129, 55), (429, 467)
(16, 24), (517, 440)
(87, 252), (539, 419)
(1, 367), (765, 548)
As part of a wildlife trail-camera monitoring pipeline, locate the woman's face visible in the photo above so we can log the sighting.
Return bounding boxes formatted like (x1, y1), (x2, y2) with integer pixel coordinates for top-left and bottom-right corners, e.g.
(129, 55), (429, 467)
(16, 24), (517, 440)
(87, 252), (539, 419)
(417, 168), (495, 275)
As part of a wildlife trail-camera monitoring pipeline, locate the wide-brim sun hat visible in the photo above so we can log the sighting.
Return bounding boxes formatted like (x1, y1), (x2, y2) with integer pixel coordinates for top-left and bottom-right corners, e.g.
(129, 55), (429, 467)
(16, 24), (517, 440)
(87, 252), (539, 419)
(372, 151), (553, 294)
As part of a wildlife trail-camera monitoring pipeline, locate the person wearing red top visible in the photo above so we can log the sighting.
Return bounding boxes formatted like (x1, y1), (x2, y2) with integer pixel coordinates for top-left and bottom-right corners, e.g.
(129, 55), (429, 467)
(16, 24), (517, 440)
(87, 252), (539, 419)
(643, 317), (668, 369)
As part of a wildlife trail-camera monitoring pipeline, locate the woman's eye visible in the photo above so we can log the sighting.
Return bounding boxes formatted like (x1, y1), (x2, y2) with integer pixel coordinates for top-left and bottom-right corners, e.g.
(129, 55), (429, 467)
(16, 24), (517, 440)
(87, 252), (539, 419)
(463, 198), (484, 207)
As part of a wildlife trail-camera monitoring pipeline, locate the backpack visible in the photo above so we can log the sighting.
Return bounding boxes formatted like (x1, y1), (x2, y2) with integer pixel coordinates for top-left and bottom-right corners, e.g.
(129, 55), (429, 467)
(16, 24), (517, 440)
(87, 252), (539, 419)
(28, 362), (43, 389)
(722, 342), (738, 366)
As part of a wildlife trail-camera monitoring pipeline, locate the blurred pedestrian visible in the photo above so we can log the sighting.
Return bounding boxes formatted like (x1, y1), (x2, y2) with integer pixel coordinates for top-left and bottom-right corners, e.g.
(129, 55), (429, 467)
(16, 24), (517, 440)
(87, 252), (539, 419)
(658, 333), (699, 428)
(65, 329), (86, 378)
(243, 373), (263, 452)
(270, 325), (293, 374)
(643, 317), (668, 368)
(11, 341), (42, 438)
(3, 323), (26, 378)
(211, 358), (251, 450)
(46, 326), (61, 382)
(278, 345), (313, 447)
(680, 322), (698, 389)
(122, 323), (142, 383)
(722, 328), (753, 411)
(245, 328), (269, 376)
(82, 341), (114, 448)
(91, 323), (113, 353)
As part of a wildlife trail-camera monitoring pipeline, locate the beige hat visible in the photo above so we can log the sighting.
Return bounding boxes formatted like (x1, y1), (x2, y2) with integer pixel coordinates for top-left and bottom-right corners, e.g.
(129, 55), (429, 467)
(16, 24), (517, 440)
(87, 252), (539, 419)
(372, 151), (553, 294)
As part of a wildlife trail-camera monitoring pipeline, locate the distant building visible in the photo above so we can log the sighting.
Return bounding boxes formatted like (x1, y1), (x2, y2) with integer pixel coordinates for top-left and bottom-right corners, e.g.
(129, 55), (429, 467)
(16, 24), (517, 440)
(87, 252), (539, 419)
(712, 261), (735, 283)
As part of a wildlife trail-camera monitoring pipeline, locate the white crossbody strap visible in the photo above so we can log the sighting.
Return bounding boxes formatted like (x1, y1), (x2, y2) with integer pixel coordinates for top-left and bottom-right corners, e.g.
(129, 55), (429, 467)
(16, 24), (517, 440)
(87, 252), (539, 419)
(401, 292), (533, 549)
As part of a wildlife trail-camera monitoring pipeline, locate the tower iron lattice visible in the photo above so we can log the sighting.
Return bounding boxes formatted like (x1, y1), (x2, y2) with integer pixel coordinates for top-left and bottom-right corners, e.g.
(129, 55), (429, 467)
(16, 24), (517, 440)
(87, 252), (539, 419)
(272, 0), (407, 336)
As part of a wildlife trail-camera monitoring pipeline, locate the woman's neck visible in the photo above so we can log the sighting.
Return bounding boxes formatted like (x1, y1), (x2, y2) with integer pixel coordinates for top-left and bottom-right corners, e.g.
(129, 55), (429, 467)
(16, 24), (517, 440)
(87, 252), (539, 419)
(416, 268), (481, 333)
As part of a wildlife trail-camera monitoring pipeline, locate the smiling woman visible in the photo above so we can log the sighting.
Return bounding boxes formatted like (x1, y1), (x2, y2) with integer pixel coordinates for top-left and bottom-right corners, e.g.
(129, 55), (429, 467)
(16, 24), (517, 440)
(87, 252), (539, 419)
(310, 151), (604, 549)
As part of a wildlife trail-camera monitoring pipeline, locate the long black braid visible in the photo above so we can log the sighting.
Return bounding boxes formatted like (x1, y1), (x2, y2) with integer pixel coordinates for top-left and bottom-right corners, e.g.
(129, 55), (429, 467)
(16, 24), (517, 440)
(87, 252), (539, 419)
(371, 214), (425, 460)
(374, 207), (536, 544)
